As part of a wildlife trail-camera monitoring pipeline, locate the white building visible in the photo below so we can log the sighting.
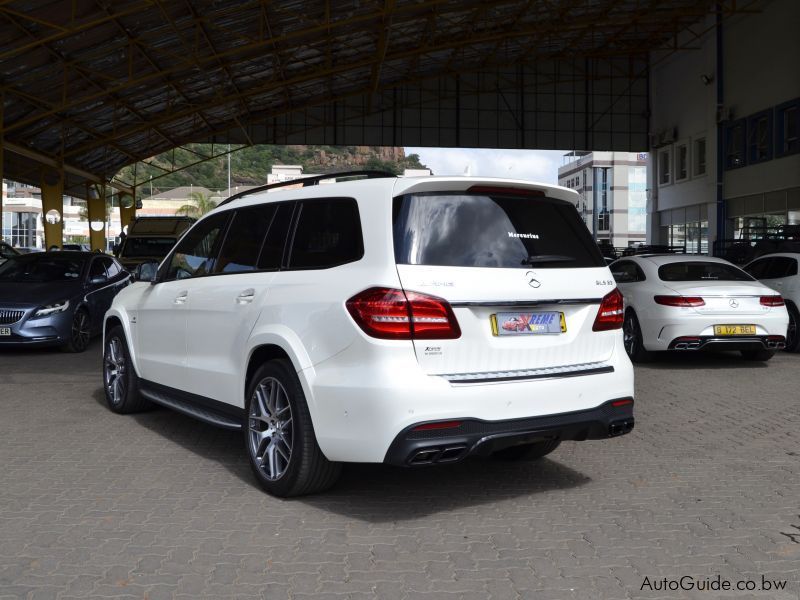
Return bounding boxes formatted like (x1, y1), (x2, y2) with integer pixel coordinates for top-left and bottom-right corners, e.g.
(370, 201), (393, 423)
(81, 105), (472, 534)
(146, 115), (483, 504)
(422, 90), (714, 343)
(558, 151), (648, 248)
(648, 0), (800, 255)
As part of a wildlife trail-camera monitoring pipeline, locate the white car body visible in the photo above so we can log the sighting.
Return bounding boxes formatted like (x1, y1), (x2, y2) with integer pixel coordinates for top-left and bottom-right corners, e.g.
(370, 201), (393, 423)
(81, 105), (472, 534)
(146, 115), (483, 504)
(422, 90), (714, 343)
(104, 175), (635, 491)
(611, 254), (789, 357)
(743, 252), (800, 351)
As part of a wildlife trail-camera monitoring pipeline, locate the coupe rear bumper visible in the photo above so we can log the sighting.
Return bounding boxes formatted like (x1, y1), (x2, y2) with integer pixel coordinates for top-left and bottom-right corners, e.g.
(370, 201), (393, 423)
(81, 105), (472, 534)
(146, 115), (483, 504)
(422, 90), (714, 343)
(668, 335), (785, 351)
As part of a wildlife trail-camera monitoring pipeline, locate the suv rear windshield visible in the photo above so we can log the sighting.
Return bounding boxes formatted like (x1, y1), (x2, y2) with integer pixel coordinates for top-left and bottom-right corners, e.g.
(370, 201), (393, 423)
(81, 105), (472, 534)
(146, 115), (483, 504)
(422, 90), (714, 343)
(658, 261), (753, 281)
(393, 192), (604, 268)
(121, 237), (178, 259)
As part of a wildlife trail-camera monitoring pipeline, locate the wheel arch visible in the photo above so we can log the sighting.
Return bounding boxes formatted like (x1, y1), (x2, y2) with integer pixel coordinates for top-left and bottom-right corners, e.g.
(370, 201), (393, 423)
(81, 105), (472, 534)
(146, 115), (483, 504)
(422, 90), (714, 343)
(102, 309), (141, 376)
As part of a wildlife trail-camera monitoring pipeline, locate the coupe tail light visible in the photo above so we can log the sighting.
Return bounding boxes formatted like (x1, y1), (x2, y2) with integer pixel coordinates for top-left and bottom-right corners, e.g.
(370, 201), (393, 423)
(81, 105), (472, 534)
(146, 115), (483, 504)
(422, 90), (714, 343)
(346, 287), (461, 340)
(760, 295), (784, 307)
(592, 288), (624, 331)
(654, 295), (705, 307)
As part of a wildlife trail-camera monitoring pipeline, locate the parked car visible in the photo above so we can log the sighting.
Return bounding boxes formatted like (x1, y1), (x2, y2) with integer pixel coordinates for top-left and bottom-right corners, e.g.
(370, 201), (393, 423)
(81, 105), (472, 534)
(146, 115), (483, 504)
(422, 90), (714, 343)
(610, 254), (789, 362)
(743, 252), (800, 352)
(0, 242), (20, 265)
(113, 216), (195, 271)
(103, 174), (635, 497)
(61, 243), (91, 251)
(0, 251), (129, 352)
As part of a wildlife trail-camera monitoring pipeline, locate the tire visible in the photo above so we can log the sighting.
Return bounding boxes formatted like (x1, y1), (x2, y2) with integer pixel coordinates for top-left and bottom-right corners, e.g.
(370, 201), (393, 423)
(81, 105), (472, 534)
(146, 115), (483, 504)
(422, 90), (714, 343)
(740, 349), (775, 361)
(623, 310), (653, 363)
(103, 326), (149, 413)
(785, 305), (800, 353)
(491, 439), (561, 461)
(245, 359), (341, 497)
(61, 308), (91, 353)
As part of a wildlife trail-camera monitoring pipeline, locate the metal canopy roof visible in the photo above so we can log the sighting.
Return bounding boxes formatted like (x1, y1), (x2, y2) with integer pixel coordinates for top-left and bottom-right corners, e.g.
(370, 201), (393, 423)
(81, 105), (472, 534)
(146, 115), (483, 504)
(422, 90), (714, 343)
(0, 0), (744, 196)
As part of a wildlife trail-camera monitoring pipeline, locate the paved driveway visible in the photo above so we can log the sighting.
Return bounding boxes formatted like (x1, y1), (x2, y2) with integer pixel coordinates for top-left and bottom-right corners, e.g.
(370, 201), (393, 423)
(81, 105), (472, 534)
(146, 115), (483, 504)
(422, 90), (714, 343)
(1, 342), (798, 599)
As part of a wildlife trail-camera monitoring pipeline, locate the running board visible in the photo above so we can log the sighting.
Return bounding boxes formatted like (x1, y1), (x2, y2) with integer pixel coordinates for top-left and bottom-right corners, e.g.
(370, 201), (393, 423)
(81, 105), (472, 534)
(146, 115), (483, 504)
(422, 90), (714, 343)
(139, 380), (243, 430)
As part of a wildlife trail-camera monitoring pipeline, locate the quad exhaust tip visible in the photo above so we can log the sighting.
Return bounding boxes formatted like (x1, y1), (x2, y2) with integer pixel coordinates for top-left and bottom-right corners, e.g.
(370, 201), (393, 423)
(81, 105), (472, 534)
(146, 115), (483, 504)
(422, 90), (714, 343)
(608, 419), (634, 437)
(408, 445), (468, 465)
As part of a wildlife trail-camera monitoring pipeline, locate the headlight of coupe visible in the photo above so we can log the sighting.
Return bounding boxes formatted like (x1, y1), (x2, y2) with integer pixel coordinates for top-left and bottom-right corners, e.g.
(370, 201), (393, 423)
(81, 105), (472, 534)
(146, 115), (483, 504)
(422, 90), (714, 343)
(33, 300), (70, 317)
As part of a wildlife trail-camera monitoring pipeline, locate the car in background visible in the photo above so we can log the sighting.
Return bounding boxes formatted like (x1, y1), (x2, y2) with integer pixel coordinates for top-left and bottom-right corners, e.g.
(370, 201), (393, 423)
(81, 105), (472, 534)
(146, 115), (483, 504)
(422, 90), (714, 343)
(102, 174), (635, 497)
(14, 247), (43, 254)
(113, 216), (195, 271)
(0, 242), (20, 265)
(0, 251), (129, 352)
(611, 254), (788, 362)
(61, 243), (91, 252)
(743, 252), (800, 352)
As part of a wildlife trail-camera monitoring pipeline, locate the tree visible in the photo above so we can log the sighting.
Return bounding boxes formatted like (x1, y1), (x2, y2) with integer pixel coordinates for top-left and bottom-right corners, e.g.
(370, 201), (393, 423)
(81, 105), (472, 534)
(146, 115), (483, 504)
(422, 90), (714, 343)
(176, 191), (218, 218)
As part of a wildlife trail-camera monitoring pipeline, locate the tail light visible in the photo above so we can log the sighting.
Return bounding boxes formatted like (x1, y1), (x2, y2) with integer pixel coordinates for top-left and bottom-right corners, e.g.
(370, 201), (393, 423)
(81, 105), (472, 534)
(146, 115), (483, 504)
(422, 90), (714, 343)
(760, 295), (784, 307)
(592, 288), (624, 331)
(346, 287), (461, 340)
(654, 295), (705, 307)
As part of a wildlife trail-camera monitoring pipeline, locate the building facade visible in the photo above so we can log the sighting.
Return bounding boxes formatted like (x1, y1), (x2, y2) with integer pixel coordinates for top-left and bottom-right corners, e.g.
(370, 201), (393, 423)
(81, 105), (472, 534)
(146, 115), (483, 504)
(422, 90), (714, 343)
(558, 151), (647, 248)
(648, 0), (800, 255)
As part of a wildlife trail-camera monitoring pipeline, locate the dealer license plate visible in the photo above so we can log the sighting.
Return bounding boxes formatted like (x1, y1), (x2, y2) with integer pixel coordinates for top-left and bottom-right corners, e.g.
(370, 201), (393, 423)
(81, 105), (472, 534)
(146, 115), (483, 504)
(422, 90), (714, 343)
(491, 312), (565, 336)
(0, 327), (11, 336)
(713, 324), (756, 336)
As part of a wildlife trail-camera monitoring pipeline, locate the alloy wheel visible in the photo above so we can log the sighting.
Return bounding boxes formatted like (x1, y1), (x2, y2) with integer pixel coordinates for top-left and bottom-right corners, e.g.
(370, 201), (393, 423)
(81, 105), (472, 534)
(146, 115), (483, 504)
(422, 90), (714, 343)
(71, 311), (91, 351)
(248, 377), (293, 481)
(104, 336), (127, 405)
(787, 310), (797, 350)
(623, 314), (636, 356)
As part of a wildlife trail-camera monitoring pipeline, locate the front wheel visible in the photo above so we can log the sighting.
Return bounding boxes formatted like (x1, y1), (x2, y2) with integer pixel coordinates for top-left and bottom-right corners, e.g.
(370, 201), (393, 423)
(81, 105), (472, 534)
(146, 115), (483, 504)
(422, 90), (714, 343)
(740, 349), (775, 361)
(245, 360), (341, 497)
(623, 310), (652, 363)
(103, 326), (149, 413)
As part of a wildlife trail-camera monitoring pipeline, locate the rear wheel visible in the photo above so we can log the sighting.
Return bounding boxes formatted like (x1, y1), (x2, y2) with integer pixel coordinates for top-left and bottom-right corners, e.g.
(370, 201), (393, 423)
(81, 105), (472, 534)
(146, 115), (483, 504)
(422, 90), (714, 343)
(740, 349), (775, 361)
(491, 439), (561, 461)
(785, 305), (800, 352)
(623, 310), (652, 363)
(61, 308), (91, 353)
(245, 360), (341, 497)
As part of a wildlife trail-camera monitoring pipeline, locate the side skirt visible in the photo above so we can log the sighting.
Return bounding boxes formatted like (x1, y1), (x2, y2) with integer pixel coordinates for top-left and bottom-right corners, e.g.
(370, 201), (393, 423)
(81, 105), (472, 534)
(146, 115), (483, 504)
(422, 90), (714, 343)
(139, 379), (244, 430)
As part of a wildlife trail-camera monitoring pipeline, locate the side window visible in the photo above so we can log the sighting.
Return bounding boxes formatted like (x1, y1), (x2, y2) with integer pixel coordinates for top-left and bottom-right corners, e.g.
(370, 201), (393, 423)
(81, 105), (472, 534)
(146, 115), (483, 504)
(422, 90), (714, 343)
(769, 257), (797, 279)
(744, 258), (770, 279)
(214, 205), (277, 274)
(106, 259), (121, 278)
(163, 212), (230, 281)
(611, 261), (639, 283)
(288, 198), (363, 270)
(257, 203), (293, 270)
(89, 258), (108, 280)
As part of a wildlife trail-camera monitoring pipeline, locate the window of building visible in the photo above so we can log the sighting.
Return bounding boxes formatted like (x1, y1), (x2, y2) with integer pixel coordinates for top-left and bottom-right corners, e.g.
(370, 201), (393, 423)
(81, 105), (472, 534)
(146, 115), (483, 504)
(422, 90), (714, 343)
(693, 138), (707, 176)
(658, 148), (671, 185)
(675, 142), (689, 181)
(724, 119), (746, 169)
(775, 98), (799, 158)
(288, 198), (363, 269)
(747, 110), (773, 164)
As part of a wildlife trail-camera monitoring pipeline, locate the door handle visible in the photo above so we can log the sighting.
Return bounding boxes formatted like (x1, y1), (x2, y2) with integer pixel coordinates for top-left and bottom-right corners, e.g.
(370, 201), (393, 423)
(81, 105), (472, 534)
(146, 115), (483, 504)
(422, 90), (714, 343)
(174, 291), (188, 304)
(236, 289), (255, 304)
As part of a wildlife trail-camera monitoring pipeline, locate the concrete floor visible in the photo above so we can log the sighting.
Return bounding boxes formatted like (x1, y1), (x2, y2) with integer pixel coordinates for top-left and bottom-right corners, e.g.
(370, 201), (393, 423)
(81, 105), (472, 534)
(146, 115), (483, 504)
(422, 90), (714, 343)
(0, 340), (798, 599)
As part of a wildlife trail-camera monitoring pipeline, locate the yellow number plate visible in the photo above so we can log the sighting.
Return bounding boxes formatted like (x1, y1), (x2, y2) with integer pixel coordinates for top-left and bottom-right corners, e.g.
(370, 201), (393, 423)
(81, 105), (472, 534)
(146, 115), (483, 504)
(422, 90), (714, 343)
(713, 324), (756, 336)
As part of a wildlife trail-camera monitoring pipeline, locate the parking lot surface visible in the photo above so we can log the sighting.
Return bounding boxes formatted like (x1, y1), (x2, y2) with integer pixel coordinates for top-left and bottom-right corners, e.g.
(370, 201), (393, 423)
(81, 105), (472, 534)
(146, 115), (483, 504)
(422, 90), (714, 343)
(1, 343), (798, 600)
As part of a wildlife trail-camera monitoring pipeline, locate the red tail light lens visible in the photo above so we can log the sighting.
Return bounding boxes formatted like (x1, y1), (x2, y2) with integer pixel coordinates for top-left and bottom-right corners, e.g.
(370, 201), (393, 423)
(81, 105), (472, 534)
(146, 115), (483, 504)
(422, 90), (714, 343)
(760, 295), (784, 307)
(592, 288), (624, 331)
(412, 420), (463, 431)
(346, 287), (461, 340)
(654, 295), (705, 307)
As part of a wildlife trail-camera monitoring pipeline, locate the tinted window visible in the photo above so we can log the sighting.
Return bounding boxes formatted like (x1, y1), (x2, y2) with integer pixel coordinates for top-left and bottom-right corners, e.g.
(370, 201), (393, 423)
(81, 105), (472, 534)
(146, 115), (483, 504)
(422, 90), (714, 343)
(164, 213), (230, 280)
(394, 192), (604, 268)
(258, 203), (293, 270)
(611, 261), (643, 283)
(658, 261), (753, 282)
(744, 258), (771, 279)
(89, 258), (108, 279)
(121, 237), (177, 259)
(288, 199), (363, 269)
(767, 257), (798, 278)
(214, 205), (277, 274)
(106, 260), (121, 278)
(0, 255), (85, 282)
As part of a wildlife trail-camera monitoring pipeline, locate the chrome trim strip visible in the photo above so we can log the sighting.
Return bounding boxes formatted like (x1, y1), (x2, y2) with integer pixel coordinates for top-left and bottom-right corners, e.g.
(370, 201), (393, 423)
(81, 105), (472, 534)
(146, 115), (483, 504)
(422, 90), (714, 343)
(450, 298), (602, 308)
(443, 362), (614, 384)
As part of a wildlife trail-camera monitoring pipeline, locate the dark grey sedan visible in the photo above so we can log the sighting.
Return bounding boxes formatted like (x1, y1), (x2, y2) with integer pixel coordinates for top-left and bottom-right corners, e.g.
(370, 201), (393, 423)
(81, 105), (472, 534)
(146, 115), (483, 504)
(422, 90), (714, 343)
(0, 251), (129, 352)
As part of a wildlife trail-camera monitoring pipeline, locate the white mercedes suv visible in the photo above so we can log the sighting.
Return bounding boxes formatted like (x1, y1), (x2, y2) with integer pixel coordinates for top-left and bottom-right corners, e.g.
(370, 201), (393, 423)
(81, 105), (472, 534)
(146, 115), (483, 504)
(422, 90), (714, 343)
(102, 173), (635, 497)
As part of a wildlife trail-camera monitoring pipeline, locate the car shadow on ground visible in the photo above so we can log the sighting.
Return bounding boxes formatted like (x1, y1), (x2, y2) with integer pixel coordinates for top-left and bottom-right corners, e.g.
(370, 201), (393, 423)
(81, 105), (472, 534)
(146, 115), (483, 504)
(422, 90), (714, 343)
(634, 350), (773, 370)
(92, 387), (591, 520)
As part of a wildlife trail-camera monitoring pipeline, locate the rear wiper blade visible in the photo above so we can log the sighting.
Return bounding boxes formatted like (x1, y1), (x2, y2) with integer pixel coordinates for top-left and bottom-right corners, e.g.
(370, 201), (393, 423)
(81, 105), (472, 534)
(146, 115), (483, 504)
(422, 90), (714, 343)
(521, 254), (576, 265)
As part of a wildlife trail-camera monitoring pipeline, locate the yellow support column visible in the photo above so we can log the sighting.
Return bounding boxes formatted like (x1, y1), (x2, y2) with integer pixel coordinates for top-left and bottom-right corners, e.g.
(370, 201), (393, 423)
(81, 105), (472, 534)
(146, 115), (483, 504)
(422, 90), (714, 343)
(87, 183), (106, 252)
(41, 169), (64, 250)
(118, 190), (136, 235)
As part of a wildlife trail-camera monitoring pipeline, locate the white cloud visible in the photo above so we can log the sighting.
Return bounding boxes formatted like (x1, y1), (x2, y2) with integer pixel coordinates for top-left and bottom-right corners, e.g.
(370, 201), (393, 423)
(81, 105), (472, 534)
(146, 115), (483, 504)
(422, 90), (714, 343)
(404, 147), (568, 184)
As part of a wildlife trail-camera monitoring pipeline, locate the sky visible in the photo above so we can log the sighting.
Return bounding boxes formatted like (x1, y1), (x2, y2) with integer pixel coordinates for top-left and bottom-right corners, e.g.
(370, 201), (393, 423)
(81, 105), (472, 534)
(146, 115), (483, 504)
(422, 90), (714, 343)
(404, 147), (568, 185)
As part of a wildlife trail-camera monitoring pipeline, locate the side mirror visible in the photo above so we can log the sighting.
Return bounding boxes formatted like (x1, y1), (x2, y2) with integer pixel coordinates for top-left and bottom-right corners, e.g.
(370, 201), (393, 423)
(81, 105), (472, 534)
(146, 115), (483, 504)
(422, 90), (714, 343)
(133, 261), (158, 283)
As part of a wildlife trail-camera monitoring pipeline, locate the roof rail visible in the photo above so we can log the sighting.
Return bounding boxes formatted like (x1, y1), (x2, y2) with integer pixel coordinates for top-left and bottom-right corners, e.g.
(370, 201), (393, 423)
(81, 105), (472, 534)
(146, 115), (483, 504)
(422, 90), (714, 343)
(217, 170), (396, 207)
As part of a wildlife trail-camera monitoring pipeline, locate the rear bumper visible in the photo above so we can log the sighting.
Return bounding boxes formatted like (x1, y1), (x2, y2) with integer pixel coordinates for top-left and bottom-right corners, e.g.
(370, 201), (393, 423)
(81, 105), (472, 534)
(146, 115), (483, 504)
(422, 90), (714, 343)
(384, 399), (634, 466)
(668, 335), (785, 351)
